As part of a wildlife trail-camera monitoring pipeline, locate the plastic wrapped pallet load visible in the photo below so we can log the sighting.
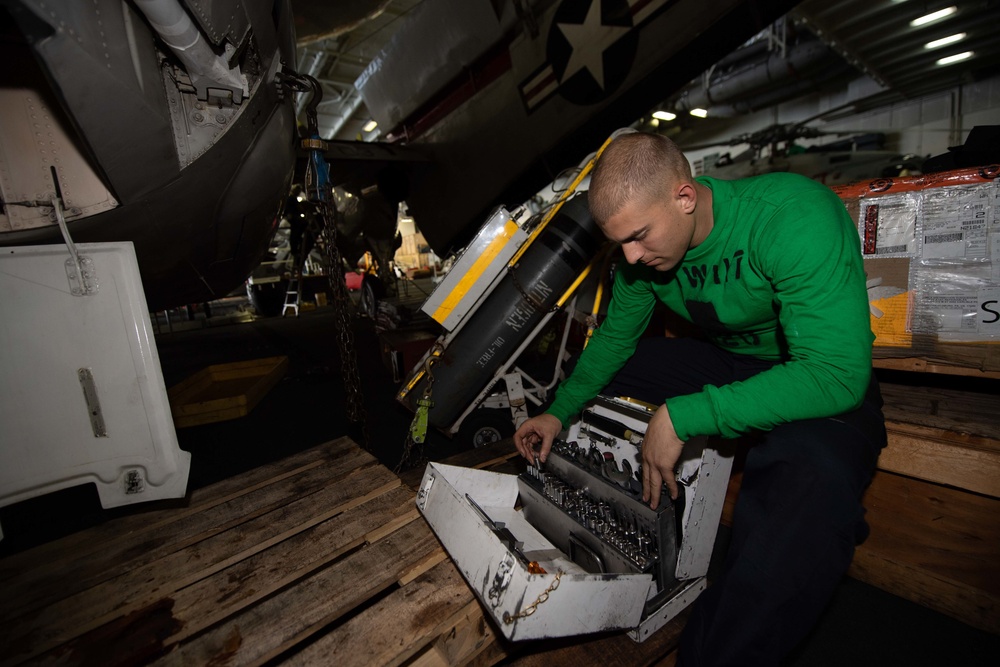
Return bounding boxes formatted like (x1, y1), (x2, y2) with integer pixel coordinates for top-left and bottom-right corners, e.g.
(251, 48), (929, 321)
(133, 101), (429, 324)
(833, 165), (1000, 372)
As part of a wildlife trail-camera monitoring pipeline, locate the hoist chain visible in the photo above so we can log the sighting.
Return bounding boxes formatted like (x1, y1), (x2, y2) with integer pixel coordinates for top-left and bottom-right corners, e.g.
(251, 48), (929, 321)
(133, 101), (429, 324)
(276, 66), (371, 450)
(317, 201), (370, 449)
(396, 348), (441, 472)
(397, 409), (426, 474)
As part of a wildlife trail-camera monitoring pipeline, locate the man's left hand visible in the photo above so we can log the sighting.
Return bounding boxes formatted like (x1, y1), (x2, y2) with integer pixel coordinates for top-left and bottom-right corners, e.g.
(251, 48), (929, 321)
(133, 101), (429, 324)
(642, 404), (685, 510)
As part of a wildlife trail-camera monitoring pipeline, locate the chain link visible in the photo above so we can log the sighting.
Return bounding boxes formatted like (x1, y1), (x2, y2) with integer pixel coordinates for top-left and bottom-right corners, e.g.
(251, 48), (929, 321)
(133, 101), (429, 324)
(317, 201), (370, 448)
(275, 68), (370, 449)
(501, 571), (563, 624)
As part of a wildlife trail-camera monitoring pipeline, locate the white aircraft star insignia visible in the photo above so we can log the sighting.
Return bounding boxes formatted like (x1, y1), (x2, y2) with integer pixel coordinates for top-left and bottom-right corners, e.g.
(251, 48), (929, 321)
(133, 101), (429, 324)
(556, 0), (631, 90)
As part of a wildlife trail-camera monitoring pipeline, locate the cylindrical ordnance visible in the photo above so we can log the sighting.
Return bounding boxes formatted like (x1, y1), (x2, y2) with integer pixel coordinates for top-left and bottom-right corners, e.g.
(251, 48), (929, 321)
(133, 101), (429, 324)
(402, 193), (603, 429)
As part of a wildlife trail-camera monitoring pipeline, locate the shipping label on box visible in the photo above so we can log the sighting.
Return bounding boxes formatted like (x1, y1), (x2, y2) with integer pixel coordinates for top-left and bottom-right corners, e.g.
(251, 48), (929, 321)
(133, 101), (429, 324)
(860, 193), (919, 258)
(920, 184), (992, 261)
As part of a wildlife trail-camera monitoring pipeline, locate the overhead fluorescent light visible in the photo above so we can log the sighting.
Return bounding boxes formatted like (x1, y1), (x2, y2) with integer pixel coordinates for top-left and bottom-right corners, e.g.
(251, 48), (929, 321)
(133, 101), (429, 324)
(936, 50), (973, 65)
(925, 32), (966, 49)
(653, 110), (677, 121)
(362, 119), (378, 132)
(910, 6), (957, 27)
(689, 108), (708, 118)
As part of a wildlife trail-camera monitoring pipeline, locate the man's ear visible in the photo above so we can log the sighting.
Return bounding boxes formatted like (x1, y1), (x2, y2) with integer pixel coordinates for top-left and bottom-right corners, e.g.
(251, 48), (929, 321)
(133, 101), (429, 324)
(675, 181), (697, 214)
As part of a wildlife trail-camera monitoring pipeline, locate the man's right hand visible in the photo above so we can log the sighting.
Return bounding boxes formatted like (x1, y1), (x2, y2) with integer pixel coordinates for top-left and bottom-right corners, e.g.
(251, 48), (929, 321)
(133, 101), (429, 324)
(513, 414), (563, 463)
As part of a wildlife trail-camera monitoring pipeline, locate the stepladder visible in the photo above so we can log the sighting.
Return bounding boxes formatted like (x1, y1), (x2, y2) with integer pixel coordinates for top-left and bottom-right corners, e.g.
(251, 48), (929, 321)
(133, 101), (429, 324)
(281, 274), (300, 317)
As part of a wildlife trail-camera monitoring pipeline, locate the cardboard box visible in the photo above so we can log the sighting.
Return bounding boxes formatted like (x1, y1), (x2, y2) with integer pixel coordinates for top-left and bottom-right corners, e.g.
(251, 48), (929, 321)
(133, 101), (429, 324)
(832, 166), (1000, 371)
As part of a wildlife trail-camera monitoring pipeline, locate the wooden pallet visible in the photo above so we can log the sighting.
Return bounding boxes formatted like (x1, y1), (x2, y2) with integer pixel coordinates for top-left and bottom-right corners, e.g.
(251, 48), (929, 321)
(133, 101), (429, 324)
(721, 381), (1000, 635)
(167, 356), (290, 428)
(874, 357), (1000, 381)
(9, 386), (987, 666)
(0, 438), (496, 666)
(851, 381), (1000, 634)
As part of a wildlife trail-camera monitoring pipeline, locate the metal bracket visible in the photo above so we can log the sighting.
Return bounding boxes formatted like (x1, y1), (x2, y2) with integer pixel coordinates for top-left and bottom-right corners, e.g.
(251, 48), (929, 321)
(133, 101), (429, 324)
(53, 198), (98, 296)
(416, 472), (435, 511)
(504, 371), (530, 429)
(77, 368), (107, 437)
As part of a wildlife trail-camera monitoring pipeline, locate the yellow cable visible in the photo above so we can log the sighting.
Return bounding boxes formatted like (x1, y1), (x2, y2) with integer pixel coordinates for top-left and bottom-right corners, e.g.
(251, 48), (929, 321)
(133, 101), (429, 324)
(583, 248), (614, 348)
(508, 133), (618, 268)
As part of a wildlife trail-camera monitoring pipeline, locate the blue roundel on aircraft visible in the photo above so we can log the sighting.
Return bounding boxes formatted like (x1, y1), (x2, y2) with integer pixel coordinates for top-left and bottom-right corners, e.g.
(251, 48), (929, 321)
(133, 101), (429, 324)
(547, 0), (638, 105)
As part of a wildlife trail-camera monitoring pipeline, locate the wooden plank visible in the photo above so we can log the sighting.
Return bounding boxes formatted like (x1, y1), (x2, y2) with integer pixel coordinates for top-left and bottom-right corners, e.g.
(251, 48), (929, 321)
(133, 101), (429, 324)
(400, 439), (522, 490)
(874, 357), (1000, 380)
(170, 379), (251, 414)
(1, 469), (405, 665)
(880, 384), (1000, 440)
(479, 458), (524, 478)
(1, 444), (376, 622)
(427, 600), (498, 667)
(860, 471), (1000, 598)
(411, 647), (451, 667)
(850, 546), (999, 634)
(465, 639), (511, 667)
(2, 447), (375, 619)
(845, 470), (1000, 634)
(443, 439), (521, 470)
(503, 606), (690, 667)
(0, 437), (359, 584)
(165, 368), (213, 400)
(162, 481), (411, 645)
(882, 422), (1000, 497)
(168, 357), (288, 400)
(173, 405), (248, 427)
(714, 455), (1000, 636)
(366, 508), (420, 544)
(278, 560), (487, 667)
(147, 519), (440, 667)
(170, 356), (288, 427)
(211, 356), (288, 381)
(24, 473), (415, 666)
(399, 548), (448, 586)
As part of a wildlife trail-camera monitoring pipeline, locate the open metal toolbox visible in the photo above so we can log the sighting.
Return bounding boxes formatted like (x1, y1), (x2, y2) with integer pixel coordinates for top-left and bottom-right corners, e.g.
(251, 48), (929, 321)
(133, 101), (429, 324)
(416, 397), (734, 642)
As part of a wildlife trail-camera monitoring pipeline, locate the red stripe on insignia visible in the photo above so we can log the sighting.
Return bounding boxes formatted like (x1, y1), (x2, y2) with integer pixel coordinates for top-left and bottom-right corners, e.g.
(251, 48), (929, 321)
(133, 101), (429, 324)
(524, 69), (558, 102)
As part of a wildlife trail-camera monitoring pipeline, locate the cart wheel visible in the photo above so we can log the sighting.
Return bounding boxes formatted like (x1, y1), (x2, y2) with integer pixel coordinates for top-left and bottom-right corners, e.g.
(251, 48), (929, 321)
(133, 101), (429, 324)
(360, 275), (384, 318)
(459, 409), (515, 449)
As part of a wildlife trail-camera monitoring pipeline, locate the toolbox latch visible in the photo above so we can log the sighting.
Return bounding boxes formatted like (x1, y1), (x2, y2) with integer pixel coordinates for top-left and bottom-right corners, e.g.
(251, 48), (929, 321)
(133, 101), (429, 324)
(488, 553), (516, 606)
(416, 472), (435, 511)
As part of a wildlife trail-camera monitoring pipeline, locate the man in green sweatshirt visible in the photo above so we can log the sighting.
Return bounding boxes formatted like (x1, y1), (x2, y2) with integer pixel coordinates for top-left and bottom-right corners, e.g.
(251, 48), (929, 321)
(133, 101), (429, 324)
(513, 132), (886, 665)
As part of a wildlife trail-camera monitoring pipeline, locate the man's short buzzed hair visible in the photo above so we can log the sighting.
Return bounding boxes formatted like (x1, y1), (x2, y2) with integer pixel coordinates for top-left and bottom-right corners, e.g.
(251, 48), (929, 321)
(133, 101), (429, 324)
(588, 132), (693, 224)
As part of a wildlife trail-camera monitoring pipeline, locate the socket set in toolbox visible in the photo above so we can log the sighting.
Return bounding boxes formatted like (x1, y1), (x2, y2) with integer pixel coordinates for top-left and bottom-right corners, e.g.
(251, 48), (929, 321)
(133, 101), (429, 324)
(518, 438), (679, 593)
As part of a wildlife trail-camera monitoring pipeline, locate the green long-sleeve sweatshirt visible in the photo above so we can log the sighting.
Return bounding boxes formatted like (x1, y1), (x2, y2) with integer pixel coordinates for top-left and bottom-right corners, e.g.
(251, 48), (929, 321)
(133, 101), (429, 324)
(546, 173), (874, 441)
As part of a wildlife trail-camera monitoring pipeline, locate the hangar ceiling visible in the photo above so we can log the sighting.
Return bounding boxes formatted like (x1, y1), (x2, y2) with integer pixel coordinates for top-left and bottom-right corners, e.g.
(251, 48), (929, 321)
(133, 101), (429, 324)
(290, 0), (1000, 146)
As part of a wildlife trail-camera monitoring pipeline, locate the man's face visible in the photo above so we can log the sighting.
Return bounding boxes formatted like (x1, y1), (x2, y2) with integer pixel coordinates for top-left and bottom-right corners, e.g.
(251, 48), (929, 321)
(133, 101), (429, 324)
(599, 194), (694, 271)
